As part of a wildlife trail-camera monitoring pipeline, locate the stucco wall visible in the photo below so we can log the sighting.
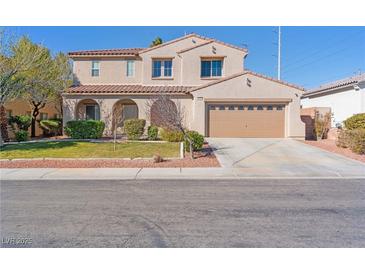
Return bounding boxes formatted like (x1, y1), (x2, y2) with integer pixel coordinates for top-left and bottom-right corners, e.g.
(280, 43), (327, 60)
(5, 99), (60, 137)
(190, 73), (305, 138)
(179, 42), (246, 86)
(63, 94), (193, 136)
(73, 57), (142, 85)
(301, 84), (365, 127)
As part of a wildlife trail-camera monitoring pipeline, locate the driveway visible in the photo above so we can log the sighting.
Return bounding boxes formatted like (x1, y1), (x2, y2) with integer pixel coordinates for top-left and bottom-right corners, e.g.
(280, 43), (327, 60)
(207, 138), (365, 177)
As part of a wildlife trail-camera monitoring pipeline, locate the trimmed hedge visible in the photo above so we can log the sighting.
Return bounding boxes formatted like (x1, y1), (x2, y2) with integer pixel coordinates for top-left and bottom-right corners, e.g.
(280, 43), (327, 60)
(8, 115), (32, 131)
(40, 119), (62, 136)
(64, 120), (105, 139)
(344, 113), (365, 130)
(185, 130), (204, 152)
(124, 119), (146, 140)
(15, 130), (28, 142)
(160, 128), (184, 142)
(147, 125), (159, 140)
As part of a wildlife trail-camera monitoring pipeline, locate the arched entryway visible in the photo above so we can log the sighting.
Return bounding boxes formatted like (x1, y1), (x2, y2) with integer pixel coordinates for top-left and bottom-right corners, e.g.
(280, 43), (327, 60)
(75, 99), (100, 120)
(150, 99), (177, 128)
(112, 99), (138, 133)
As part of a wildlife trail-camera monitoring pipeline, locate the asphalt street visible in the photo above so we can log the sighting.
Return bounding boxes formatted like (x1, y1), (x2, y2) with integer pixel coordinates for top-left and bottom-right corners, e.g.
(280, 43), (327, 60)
(1, 178), (365, 247)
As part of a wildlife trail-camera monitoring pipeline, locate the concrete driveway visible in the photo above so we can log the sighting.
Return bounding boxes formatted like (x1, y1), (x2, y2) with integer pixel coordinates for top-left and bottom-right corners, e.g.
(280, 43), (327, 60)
(207, 138), (365, 177)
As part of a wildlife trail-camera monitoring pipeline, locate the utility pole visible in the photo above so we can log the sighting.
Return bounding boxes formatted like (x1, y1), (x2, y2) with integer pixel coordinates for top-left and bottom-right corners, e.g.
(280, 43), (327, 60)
(278, 26), (281, 80)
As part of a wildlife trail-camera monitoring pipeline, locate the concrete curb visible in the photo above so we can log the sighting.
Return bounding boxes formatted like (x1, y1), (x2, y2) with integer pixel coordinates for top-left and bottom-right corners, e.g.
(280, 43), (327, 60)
(1, 167), (365, 181)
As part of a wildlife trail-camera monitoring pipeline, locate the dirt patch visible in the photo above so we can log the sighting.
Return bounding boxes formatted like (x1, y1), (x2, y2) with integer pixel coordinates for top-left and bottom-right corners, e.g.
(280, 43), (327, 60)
(302, 139), (365, 163)
(0, 144), (220, 168)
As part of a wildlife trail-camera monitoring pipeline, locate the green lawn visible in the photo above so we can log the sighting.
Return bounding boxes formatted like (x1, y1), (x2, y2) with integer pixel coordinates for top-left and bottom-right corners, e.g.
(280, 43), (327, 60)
(0, 141), (180, 159)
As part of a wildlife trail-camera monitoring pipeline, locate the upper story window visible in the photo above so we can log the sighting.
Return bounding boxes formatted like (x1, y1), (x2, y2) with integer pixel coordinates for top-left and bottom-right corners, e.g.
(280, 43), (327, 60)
(91, 61), (100, 77)
(40, 112), (48, 120)
(126, 60), (135, 77)
(152, 59), (173, 78)
(201, 59), (223, 78)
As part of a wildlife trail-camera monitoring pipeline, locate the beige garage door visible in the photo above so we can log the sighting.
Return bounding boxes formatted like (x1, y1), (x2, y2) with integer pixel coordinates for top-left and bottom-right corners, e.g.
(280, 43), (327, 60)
(208, 104), (285, 138)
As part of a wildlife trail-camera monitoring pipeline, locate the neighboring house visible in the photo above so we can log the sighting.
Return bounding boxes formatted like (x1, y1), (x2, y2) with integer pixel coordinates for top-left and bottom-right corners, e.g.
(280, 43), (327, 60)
(63, 33), (305, 138)
(5, 99), (60, 137)
(301, 73), (365, 127)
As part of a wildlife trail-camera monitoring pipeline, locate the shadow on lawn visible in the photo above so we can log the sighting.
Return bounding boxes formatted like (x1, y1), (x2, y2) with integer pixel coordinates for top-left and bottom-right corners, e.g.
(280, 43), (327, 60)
(1, 141), (79, 152)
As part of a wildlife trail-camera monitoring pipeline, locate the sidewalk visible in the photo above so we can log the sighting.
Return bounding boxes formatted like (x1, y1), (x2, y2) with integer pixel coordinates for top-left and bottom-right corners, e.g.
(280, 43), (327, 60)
(2, 167), (365, 180)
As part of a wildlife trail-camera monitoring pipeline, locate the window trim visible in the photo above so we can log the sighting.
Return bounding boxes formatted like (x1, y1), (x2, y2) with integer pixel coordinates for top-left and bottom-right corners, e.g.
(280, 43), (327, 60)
(200, 58), (224, 78)
(91, 61), (100, 77)
(152, 58), (173, 79)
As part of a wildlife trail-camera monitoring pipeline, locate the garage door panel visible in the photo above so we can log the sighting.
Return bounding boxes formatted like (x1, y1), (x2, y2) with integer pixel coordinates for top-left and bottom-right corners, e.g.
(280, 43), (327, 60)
(208, 105), (285, 138)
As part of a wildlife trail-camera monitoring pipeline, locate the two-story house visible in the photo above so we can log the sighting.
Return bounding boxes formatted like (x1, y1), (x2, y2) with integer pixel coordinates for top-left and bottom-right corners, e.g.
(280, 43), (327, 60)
(63, 33), (305, 138)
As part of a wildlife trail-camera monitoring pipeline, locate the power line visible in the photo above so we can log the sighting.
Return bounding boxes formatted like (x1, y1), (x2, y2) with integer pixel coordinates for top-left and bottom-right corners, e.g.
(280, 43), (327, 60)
(282, 29), (365, 70)
(282, 46), (354, 75)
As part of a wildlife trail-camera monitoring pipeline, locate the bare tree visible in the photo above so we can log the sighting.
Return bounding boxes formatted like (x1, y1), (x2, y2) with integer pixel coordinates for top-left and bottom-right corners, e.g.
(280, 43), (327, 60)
(111, 103), (125, 151)
(146, 94), (194, 159)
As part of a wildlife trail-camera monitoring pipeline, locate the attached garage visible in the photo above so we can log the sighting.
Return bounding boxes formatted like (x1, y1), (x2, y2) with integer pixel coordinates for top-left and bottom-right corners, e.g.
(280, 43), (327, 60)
(207, 103), (285, 138)
(190, 71), (306, 139)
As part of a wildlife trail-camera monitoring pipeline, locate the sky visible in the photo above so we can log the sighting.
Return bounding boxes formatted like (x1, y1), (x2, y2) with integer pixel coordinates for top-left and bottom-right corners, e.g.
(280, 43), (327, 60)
(4, 26), (365, 89)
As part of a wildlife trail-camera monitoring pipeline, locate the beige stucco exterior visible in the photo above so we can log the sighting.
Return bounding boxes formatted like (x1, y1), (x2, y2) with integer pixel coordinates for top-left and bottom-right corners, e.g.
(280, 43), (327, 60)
(5, 99), (60, 138)
(64, 33), (305, 139)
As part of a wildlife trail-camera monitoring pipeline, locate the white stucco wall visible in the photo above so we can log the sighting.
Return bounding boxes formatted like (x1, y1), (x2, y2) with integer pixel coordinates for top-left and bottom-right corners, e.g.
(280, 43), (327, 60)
(301, 84), (365, 127)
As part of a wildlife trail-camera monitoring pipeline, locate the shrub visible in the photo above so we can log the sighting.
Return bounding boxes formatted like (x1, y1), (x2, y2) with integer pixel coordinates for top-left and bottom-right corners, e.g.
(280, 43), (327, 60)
(147, 125), (159, 140)
(64, 120), (105, 139)
(124, 119), (146, 140)
(344, 113), (365, 130)
(160, 128), (184, 142)
(336, 130), (350, 148)
(346, 129), (365, 154)
(184, 130), (204, 152)
(40, 119), (62, 136)
(8, 115), (32, 131)
(15, 130), (28, 142)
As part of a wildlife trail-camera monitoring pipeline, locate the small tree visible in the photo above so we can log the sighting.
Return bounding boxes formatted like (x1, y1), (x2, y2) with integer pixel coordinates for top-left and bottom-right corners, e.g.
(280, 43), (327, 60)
(150, 37), (163, 47)
(314, 111), (332, 140)
(111, 104), (125, 151)
(0, 31), (45, 141)
(17, 38), (72, 137)
(146, 94), (194, 159)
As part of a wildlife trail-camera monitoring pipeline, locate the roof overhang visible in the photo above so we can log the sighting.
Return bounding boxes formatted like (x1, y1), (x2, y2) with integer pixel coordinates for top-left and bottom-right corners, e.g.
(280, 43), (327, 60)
(203, 98), (293, 104)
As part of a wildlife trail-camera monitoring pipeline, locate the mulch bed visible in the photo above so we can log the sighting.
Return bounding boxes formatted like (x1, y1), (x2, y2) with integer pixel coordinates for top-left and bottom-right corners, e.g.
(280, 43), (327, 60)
(302, 139), (365, 163)
(0, 144), (220, 168)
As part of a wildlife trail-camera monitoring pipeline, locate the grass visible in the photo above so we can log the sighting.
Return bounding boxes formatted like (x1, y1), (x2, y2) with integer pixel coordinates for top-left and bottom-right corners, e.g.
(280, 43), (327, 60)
(0, 141), (180, 159)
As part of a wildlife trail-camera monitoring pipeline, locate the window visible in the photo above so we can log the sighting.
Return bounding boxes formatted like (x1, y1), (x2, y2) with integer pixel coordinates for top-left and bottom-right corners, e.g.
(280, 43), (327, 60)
(152, 59), (173, 78)
(201, 59), (223, 78)
(228, 106), (235, 110)
(267, 105), (273, 110)
(6, 110), (12, 118)
(53, 113), (61, 119)
(164, 60), (172, 77)
(277, 106), (283, 111)
(126, 60), (135, 77)
(257, 105), (264, 111)
(248, 105), (254, 111)
(85, 105), (100, 120)
(219, 105), (225, 110)
(91, 61), (100, 77)
(209, 105), (216, 110)
(40, 113), (48, 120)
(238, 105), (244, 110)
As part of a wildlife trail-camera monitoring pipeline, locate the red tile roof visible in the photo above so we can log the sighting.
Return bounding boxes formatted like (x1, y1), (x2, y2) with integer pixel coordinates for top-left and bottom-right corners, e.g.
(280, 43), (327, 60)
(303, 73), (365, 97)
(68, 48), (144, 57)
(190, 70), (305, 92)
(65, 84), (193, 95)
